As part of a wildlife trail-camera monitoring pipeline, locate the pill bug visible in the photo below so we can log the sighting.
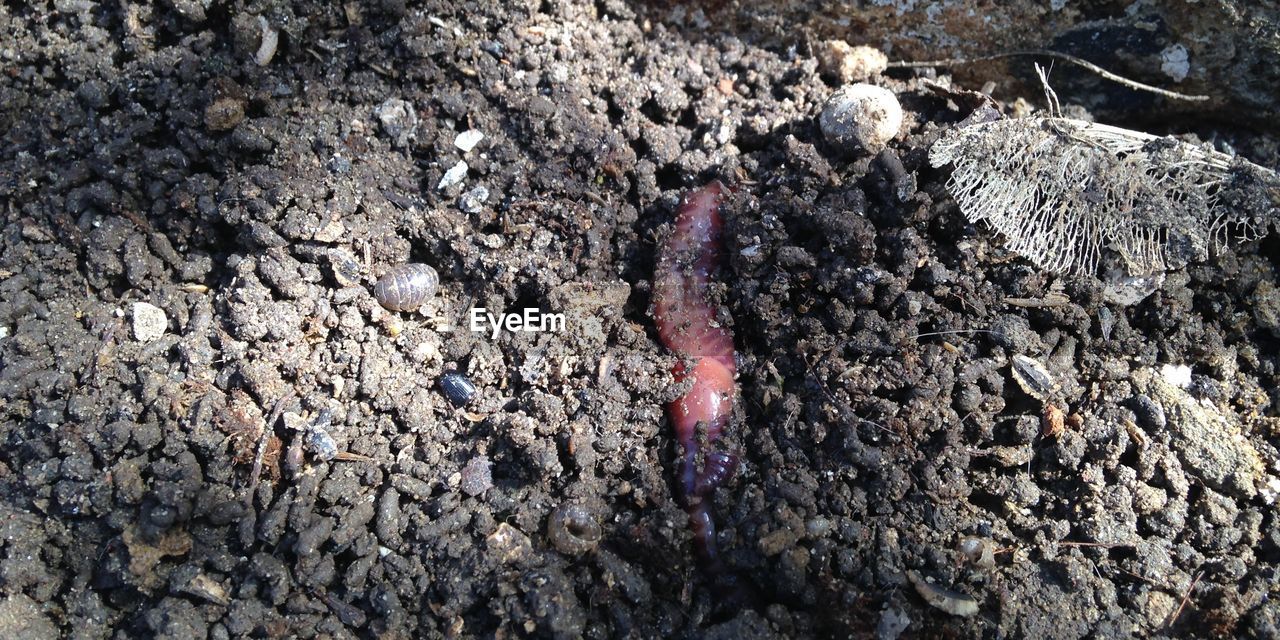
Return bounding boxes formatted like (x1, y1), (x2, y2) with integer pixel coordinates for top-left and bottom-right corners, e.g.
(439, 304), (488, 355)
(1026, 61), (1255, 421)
(547, 503), (602, 556)
(439, 372), (476, 407)
(373, 263), (439, 312)
(1010, 354), (1058, 402)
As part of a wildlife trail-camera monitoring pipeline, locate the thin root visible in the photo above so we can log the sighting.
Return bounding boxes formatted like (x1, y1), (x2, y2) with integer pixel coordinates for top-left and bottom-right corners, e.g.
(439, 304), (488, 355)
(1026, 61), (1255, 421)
(888, 49), (1210, 102)
(1164, 570), (1204, 628)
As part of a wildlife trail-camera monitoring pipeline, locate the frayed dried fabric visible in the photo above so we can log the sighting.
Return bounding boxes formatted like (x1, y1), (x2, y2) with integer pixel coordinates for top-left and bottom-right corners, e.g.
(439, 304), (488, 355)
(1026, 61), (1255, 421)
(931, 116), (1276, 276)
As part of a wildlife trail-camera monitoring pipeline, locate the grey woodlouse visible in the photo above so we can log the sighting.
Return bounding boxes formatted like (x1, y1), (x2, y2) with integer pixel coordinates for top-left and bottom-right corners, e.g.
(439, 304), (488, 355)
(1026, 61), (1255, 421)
(373, 263), (439, 312)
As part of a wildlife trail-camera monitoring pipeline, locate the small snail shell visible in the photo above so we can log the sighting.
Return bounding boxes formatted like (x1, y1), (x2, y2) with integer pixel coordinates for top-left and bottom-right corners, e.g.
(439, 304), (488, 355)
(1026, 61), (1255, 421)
(373, 263), (439, 312)
(547, 503), (602, 556)
(820, 83), (903, 152)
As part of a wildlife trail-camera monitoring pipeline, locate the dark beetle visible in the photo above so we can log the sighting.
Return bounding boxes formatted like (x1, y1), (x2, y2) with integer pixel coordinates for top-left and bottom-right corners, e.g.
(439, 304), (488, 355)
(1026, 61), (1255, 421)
(373, 263), (439, 312)
(440, 372), (476, 407)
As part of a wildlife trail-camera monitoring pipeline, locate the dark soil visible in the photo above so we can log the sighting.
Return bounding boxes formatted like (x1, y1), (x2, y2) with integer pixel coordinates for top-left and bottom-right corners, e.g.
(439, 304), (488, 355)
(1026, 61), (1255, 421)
(2, 1), (1279, 638)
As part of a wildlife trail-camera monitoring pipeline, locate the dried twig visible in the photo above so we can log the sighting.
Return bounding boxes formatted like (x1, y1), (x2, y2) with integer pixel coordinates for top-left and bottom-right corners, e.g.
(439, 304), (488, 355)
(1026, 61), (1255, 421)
(1058, 540), (1136, 549)
(245, 392), (294, 506)
(888, 49), (1210, 102)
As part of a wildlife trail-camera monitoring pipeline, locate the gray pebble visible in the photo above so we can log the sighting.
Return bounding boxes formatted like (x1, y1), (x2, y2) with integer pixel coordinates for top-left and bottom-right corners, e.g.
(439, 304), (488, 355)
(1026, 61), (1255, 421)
(458, 185), (490, 214)
(374, 98), (418, 147)
(1130, 395), (1167, 430)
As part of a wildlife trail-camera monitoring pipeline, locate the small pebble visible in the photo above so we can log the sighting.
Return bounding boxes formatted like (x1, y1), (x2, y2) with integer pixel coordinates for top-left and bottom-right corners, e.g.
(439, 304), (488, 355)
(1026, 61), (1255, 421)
(131, 302), (168, 342)
(204, 97), (245, 132)
(1161, 364), (1192, 388)
(820, 83), (903, 152)
(459, 455), (493, 497)
(437, 160), (468, 190)
(1129, 394), (1167, 430)
(816, 40), (888, 83)
(439, 372), (477, 407)
(487, 522), (532, 563)
(458, 185), (490, 214)
(328, 154), (352, 174)
(327, 249), (363, 287)
(304, 409), (338, 461)
(454, 129), (484, 152)
(375, 98), (418, 147)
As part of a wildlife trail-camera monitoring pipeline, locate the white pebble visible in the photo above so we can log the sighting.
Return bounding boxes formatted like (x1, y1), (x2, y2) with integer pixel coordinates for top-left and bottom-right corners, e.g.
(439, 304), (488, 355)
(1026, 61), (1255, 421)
(131, 302), (168, 342)
(820, 83), (903, 152)
(1161, 363), (1193, 388)
(437, 160), (468, 190)
(816, 41), (888, 83)
(454, 129), (484, 152)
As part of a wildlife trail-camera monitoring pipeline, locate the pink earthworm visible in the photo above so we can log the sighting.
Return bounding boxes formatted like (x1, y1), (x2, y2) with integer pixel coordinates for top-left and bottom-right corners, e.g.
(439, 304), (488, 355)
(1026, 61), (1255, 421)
(653, 181), (740, 564)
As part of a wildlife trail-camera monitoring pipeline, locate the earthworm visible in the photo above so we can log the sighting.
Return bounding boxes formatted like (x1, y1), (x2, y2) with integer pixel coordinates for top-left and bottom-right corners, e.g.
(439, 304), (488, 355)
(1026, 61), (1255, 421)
(653, 181), (738, 565)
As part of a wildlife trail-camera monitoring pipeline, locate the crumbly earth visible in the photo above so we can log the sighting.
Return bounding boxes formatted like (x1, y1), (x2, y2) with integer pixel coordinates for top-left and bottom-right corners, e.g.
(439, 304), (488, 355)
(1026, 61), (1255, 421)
(2, 2), (1278, 639)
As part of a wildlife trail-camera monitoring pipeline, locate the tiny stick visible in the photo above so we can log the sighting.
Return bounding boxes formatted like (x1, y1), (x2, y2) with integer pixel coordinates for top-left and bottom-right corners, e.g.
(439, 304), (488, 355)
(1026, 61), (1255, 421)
(888, 49), (1211, 102)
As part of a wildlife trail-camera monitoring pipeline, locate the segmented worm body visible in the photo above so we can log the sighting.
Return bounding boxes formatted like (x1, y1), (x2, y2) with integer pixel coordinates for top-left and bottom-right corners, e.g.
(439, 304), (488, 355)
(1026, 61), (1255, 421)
(653, 181), (739, 565)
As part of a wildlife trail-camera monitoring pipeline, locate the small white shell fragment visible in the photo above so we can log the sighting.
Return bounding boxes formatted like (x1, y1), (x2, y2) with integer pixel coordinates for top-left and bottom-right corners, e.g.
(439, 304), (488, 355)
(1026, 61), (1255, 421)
(1161, 363), (1193, 388)
(957, 536), (997, 569)
(254, 16), (279, 66)
(1102, 271), (1164, 306)
(131, 302), (168, 342)
(820, 83), (903, 152)
(437, 160), (468, 190)
(907, 571), (980, 617)
(454, 129), (484, 152)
